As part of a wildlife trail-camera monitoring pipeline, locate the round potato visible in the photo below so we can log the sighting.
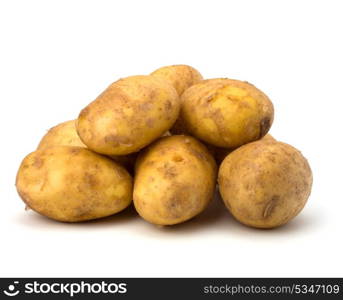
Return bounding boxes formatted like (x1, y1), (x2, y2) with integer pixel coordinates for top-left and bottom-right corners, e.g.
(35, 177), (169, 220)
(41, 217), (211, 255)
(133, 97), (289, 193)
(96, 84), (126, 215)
(133, 135), (217, 225)
(151, 64), (203, 96)
(37, 120), (136, 171)
(77, 75), (180, 155)
(16, 146), (133, 222)
(179, 78), (274, 148)
(209, 133), (276, 164)
(218, 140), (312, 229)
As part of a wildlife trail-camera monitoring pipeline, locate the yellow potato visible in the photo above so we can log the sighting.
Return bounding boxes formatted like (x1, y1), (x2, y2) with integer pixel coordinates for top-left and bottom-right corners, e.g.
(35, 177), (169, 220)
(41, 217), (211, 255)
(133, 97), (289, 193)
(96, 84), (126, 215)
(77, 75), (180, 155)
(16, 146), (133, 222)
(133, 135), (217, 225)
(151, 65), (203, 135)
(218, 140), (313, 229)
(37, 120), (136, 171)
(151, 64), (203, 96)
(179, 78), (274, 148)
(38, 120), (86, 149)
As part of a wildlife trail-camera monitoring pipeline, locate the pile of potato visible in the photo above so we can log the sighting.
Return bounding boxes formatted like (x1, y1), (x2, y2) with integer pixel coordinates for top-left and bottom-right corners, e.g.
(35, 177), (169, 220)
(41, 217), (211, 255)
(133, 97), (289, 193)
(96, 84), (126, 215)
(16, 65), (313, 229)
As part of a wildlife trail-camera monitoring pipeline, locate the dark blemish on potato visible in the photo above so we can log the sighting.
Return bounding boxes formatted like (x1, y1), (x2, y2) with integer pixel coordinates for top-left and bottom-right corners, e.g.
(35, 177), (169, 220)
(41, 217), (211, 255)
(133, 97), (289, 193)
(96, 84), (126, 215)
(164, 165), (178, 178)
(146, 160), (155, 166)
(158, 162), (178, 178)
(165, 100), (172, 111)
(165, 196), (184, 218)
(206, 95), (214, 102)
(32, 157), (44, 168)
(172, 155), (184, 162)
(139, 102), (153, 112)
(259, 117), (271, 138)
(84, 173), (98, 187)
(73, 206), (92, 219)
(69, 148), (82, 154)
(268, 155), (276, 163)
(263, 195), (279, 218)
(149, 89), (157, 99)
(145, 118), (154, 128)
(189, 148), (207, 161)
(104, 135), (133, 146)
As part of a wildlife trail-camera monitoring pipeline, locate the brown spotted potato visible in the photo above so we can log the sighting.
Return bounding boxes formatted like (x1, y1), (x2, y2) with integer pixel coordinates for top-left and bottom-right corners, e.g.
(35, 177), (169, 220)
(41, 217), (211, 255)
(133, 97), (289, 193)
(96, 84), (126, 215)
(76, 75), (180, 156)
(37, 119), (137, 172)
(178, 78), (274, 148)
(16, 146), (133, 222)
(151, 64), (203, 96)
(218, 140), (313, 229)
(133, 135), (217, 225)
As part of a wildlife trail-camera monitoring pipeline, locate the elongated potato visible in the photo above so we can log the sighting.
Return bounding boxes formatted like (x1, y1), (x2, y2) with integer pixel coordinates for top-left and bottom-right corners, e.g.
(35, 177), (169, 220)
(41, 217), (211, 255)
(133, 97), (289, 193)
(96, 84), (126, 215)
(77, 75), (180, 155)
(218, 140), (313, 229)
(16, 146), (133, 222)
(133, 135), (217, 225)
(180, 78), (274, 148)
(151, 64), (203, 96)
(37, 120), (136, 171)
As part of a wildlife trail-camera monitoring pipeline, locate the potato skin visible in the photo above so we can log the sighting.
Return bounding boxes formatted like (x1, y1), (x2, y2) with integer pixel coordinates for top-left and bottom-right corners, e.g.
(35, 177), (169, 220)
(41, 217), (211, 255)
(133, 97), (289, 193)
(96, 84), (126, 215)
(38, 120), (86, 149)
(133, 135), (217, 225)
(77, 75), (180, 155)
(151, 65), (203, 135)
(16, 146), (133, 222)
(208, 133), (276, 164)
(218, 141), (312, 229)
(180, 78), (274, 148)
(37, 120), (136, 171)
(151, 64), (203, 96)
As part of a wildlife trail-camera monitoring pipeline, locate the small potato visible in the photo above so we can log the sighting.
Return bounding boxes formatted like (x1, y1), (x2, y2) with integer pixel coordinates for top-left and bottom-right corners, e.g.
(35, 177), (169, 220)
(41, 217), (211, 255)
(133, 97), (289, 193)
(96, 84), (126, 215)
(151, 64), (203, 96)
(180, 78), (274, 148)
(77, 75), (180, 155)
(37, 120), (136, 171)
(16, 146), (133, 222)
(151, 65), (203, 135)
(209, 133), (276, 164)
(133, 135), (217, 225)
(218, 140), (313, 229)
(38, 120), (86, 149)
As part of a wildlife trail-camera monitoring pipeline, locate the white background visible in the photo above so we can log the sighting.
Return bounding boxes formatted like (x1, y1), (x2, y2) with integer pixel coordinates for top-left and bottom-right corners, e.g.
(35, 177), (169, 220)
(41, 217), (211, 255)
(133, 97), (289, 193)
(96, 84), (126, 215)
(1, 0), (342, 277)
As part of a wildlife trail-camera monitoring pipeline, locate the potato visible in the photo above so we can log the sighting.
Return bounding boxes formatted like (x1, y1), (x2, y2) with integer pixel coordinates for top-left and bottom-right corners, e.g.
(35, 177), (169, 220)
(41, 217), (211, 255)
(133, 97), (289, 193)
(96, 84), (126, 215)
(218, 140), (312, 229)
(38, 120), (86, 149)
(151, 65), (203, 135)
(37, 120), (136, 171)
(179, 78), (274, 148)
(151, 64), (203, 96)
(15, 146), (133, 222)
(209, 133), (276, 164)
(77, 75), (180, 156)
(133, 135), (217, 225)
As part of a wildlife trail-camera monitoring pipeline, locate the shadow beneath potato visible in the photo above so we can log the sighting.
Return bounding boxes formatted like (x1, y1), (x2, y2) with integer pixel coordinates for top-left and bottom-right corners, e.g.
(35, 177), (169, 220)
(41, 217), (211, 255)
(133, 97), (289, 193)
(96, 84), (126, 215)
(154, 188), (319, 237)
(15, 203), (139, 229)
(219, 207), (320, 238)
(154, 189), (229, 234)
(14, 192), (319, 237)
